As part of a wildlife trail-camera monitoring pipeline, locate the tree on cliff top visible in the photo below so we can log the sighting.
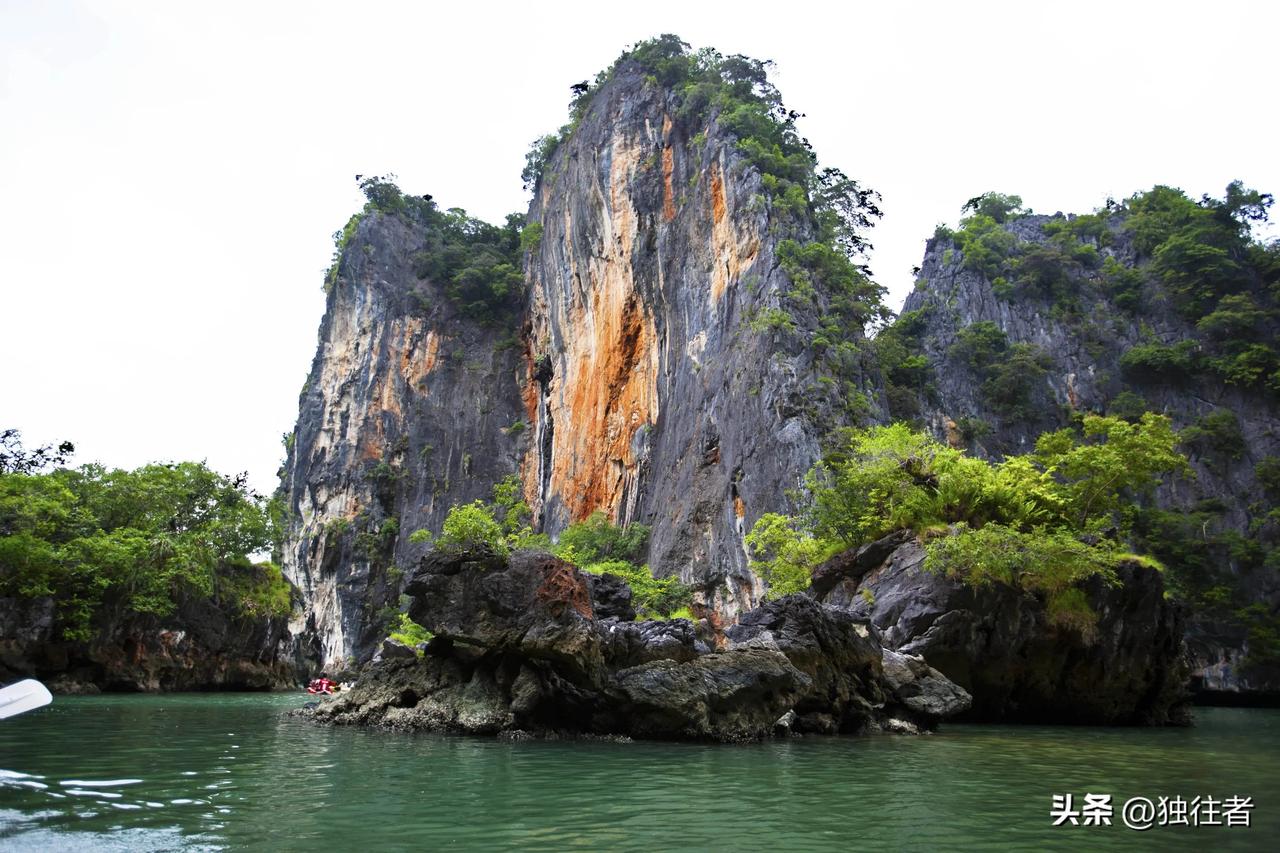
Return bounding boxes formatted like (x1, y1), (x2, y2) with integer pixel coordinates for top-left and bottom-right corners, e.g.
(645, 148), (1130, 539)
(325, 174), (529, 324)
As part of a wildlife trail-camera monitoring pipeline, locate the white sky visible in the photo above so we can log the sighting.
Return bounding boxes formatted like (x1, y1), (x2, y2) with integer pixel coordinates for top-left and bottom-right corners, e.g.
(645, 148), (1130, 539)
(3, 0), (1277, 494)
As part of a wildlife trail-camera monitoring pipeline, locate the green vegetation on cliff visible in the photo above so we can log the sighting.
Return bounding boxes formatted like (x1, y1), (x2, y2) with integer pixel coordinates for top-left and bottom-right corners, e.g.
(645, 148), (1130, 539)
(929, 185), (1280, 396)
(1119, 183), (1279, 394)
(524, 36), (889, 347)
(326, 175), (534, 324)
(387, 612), (433, 650)
(413, 476), (691, 619)
(746, 416), (1187, 633)
(888, 182), (1279, 671)
(0, 432), (287, 641)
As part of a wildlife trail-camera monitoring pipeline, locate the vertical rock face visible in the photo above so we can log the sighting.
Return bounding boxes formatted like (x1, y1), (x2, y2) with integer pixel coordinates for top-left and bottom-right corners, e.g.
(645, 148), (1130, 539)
(282, 63), (873, 668)
(521, 63), (861, 613)
(280, 214), (527, 668)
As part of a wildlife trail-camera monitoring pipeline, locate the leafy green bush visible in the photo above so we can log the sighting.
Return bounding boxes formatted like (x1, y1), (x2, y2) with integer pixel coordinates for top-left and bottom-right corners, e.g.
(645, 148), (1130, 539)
(776, 239), (888, 331)
(1132, 504), (1275, 672)
(1119, 340), (1200, 378)
(553, 510), (649, 566)
(1196, 293), (1261, 340)
(874, 307), (933, 422)
(325, 175), (526, 323)
(1106, 391), (1149, 422)
(415, 476), (551, 556)
(952, 213), (1020, 279)
(519, 222), (544, 251)
(981, 344), (1052, 421)
(925, 524), (1119, 639)
(749, 306), (798, 334)
(1004, 240), (1098, 304)
(949, 321), (1007, 369)
(387, 612), (433, 650)
(1101, 256), (1145, 311)
(1257, 456), (1280, 498)
(956, 416), (992, 441)
(1180, 410), (1246, 463)
(1112, 183), (1279, 391)
(578, 559), (692, 618)
(745, 417), (1187, 630)
(1125, 183), (1269, 305)
(531, 508), (682, 617)
(522, 134), (563, 190)
(218, 560), (293, 619)
(409, 207), (525, 322)
(745, 513), (834, 599)
(436, 501), (508, 555)
(1208, 344), (1279, 389)
(948, 323), (1050, 420)
(961, 192), (1027, 223)
(1152, 235), (1244, 316)
(1042, 211), (1112, 246)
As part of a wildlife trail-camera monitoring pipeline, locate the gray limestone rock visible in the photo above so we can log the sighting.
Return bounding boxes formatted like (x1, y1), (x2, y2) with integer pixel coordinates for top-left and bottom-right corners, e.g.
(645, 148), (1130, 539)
(820, 536), (1189, 724)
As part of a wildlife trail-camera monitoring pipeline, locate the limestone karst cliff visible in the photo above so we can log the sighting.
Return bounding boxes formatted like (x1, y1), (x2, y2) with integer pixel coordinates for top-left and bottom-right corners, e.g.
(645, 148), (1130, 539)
(886, 194), (1279, 695)
(278, 39), (1275, 701)
(278, 209), (528, 668)
(280, 46), (884, 668)
(518, 61), (881, 607)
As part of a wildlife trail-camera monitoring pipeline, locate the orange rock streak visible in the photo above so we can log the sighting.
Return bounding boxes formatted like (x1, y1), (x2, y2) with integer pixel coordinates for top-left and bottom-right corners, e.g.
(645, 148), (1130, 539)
(531, 140), (660, 525)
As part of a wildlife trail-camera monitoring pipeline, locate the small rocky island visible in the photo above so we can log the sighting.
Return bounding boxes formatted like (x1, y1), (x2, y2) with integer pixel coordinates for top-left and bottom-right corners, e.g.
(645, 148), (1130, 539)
(299, 545), (972, 740)
(299, 529), (1188, 740)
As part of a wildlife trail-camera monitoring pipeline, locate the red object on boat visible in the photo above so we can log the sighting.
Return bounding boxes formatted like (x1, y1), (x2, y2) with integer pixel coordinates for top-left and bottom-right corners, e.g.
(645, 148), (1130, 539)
(306, 678), (339, 695)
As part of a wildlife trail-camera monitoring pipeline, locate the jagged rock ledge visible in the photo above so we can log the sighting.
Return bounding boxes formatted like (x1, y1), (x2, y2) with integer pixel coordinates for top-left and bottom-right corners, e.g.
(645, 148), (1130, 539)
(294, 547), (971, 742)
(816, 533), (1191, 725)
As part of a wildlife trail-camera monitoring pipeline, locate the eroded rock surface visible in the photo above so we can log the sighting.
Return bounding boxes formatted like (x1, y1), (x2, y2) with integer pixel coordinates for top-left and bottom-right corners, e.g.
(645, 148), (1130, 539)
(299, 547), (968, 741)
(818, 534), (1189, 724)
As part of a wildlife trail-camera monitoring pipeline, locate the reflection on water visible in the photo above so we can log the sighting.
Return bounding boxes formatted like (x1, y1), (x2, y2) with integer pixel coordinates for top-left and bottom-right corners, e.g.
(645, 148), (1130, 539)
(0, 694), (1276, 850)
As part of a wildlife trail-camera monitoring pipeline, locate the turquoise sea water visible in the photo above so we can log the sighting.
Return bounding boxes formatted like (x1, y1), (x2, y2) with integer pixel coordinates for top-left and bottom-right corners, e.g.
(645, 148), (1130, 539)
(0, 694), (1275, 851)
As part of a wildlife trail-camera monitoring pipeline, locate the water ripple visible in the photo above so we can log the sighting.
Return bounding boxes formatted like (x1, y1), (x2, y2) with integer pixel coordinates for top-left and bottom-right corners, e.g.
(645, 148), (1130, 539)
(0, 695), (1277, 850)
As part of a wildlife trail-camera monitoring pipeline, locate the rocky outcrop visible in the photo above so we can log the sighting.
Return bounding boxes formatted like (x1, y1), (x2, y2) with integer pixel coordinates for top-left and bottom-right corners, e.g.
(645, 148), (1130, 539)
(298, 546), (969, 741)
(404, 547), (607, 685)
(280, 59), (882, 669)
(817, 534), (1189, 724)
(729, 595), (890, 732)
(0, 594), (298, 693)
